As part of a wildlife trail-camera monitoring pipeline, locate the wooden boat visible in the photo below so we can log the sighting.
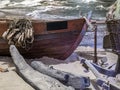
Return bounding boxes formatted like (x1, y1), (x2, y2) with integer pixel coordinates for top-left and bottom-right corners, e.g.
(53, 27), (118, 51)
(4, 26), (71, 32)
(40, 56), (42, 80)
(0, 13), (91, 60)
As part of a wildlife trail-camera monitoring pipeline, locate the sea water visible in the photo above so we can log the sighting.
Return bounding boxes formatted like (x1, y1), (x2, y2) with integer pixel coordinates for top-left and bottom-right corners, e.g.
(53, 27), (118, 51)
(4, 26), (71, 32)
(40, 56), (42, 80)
(0, 0), (114, 19)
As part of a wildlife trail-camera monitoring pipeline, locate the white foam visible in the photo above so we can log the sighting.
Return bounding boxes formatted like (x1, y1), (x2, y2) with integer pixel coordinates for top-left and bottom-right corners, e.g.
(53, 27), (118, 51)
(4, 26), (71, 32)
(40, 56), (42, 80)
(0, 0), (10, 8)
(95, 5), (106, 10)
(69, 0), (96, 3)
(26, 11), (79, 20)
(8, 0), (65, 7)
(26, 5), (81, 20)
(81, 0), (97, 3)
(8, 0), (42, 7)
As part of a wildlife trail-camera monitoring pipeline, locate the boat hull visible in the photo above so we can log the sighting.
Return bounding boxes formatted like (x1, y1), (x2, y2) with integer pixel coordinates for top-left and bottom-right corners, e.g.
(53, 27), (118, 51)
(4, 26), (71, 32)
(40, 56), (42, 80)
(0, 18), (87, 60)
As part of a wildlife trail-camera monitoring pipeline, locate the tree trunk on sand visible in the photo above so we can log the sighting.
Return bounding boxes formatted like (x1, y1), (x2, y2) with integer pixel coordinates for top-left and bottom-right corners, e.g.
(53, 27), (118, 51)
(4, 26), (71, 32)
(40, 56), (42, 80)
(31, 61), (90, 89)
(9, 45), (74, 90)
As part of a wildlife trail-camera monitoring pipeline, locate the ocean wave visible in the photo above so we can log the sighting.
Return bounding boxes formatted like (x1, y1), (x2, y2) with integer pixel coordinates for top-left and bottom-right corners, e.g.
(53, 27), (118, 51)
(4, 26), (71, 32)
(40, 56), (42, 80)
(0, 0), (66, 8)
(0, 0), (114, 19)
(28, 13), (80, 20)
(25, 3), (82, 20)
(7, 0), (69, 7)
(0, 0), (82, 19)
(81, 0), (96, 3)
(68, 0), (97, 3)
(8, 0), (42, 7)
(0, 9), (29, 16)
(0, 0), (10, 8)
(95, 5), (106, 10)
(34, 5), (79, 12)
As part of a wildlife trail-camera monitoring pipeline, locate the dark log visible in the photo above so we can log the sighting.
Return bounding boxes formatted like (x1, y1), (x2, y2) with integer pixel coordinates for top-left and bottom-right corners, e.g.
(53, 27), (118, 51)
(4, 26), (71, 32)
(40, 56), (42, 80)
(9, 45), (74, 90)
(31, 61), (90, 89)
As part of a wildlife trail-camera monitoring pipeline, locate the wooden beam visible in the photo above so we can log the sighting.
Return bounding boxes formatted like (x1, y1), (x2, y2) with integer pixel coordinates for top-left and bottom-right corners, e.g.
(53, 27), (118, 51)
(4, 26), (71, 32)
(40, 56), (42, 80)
(31, 61), (90, 89)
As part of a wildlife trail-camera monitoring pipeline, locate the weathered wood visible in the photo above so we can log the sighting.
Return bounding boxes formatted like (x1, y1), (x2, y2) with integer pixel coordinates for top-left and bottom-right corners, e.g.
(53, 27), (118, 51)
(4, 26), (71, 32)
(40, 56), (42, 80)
(80, 58), (120, 89)
(9, 45), (74, 90)
(31, 61), (90, 89)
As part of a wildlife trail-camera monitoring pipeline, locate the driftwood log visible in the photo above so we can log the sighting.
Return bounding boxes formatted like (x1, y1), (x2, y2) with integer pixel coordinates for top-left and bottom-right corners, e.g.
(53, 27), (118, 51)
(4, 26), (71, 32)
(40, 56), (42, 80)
(9, 45), (74, 90)
(31, 61), (90, 89)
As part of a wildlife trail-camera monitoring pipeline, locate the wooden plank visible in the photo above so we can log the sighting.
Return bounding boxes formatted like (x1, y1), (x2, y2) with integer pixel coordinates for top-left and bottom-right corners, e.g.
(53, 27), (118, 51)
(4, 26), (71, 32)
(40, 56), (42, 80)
(0, 26), (80, 60)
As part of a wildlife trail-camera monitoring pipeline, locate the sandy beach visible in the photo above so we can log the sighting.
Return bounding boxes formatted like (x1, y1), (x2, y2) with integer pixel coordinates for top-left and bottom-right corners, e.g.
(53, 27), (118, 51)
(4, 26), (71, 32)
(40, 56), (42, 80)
(0, 45), (118, 90)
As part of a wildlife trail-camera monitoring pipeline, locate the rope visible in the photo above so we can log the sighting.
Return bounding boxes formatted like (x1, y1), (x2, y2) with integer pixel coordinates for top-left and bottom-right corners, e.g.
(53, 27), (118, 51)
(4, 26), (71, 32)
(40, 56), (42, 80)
(2, 18), (34, 50)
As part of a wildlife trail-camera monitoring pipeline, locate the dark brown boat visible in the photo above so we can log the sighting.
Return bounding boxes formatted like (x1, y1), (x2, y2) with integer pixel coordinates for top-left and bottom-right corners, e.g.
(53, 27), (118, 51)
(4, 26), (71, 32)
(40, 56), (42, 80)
(0, 12), (91, 60)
